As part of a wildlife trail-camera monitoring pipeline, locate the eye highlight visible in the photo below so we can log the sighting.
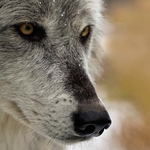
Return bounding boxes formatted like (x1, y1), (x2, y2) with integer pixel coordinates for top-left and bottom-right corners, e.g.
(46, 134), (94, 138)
(80, 26), (90, 42)
(19, 23), (34, 35)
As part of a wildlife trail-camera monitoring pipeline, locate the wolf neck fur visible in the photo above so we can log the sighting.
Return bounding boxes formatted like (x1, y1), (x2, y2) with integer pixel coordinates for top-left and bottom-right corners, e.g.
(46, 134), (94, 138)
(0, 109), (65, 150)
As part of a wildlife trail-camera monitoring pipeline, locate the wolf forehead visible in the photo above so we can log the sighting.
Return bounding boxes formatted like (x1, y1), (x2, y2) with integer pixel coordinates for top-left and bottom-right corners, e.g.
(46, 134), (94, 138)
(0, 0), (103, 30)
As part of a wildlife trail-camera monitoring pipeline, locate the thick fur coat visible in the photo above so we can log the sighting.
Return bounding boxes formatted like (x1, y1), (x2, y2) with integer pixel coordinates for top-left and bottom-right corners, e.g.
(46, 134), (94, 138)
(0, 0), (110, 150)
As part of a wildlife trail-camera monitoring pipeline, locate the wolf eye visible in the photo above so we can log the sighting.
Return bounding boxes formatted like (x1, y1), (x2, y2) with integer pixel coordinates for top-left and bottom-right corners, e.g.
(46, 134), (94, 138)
(19, 23), (34, 35)
(80, 26), (90, 42)
(15, 23), (45, 41)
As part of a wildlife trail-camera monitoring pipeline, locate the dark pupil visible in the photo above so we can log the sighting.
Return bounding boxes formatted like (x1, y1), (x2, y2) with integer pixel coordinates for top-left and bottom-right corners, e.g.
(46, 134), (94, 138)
(83, 28), (86, 34)
(25, 25), (31, 31)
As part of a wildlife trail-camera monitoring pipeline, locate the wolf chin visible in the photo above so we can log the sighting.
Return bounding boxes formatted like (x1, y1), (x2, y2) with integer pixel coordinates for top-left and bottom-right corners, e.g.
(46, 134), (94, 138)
(0, 0), (111, 150)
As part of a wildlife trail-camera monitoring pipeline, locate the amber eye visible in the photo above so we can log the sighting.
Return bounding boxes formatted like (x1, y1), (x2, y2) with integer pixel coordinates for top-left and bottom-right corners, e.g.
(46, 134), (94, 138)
(80, 26), (90, 42)
(81, 26), (90, 38)
(15, 22), (46, 41)
(19, 23), (34, 35)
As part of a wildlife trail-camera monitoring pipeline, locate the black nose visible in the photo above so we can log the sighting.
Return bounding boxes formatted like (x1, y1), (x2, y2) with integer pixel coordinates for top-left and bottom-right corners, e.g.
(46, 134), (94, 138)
(74, 110), (111, 137)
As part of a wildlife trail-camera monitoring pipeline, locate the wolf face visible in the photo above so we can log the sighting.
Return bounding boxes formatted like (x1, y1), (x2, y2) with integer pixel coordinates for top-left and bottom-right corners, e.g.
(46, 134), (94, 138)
(0, 0), (111, 143)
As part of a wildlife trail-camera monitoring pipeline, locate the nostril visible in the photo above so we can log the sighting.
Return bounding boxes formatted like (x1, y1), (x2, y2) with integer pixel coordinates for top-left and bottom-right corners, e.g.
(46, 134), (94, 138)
(96, 124), (111, 137)
(76, 124), (96, 136)
(74, 111), (111, 137)
(84, 125), (95, 133)
(104, 124), (111, 130)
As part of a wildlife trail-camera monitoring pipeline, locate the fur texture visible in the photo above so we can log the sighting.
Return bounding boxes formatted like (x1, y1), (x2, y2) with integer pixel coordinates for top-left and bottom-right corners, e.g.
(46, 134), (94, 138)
(0, 0), (109, 150)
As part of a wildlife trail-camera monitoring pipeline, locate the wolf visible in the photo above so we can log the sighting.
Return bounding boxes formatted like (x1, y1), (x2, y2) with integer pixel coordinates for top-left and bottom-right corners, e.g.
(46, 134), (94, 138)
(0, 0), (111, 150)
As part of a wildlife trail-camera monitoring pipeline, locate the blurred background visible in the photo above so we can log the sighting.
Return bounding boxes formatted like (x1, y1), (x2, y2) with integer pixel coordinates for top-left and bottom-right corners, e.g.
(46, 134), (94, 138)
(97, 0), (150, 149)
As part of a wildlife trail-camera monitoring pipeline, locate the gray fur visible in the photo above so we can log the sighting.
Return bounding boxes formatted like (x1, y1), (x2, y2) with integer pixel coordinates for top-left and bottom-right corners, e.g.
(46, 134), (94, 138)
(0, 0), (108, 149)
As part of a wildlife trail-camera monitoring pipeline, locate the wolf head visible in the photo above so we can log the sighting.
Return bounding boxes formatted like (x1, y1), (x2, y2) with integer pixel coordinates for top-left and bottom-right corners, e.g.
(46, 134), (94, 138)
(0, 0), (111, 143)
